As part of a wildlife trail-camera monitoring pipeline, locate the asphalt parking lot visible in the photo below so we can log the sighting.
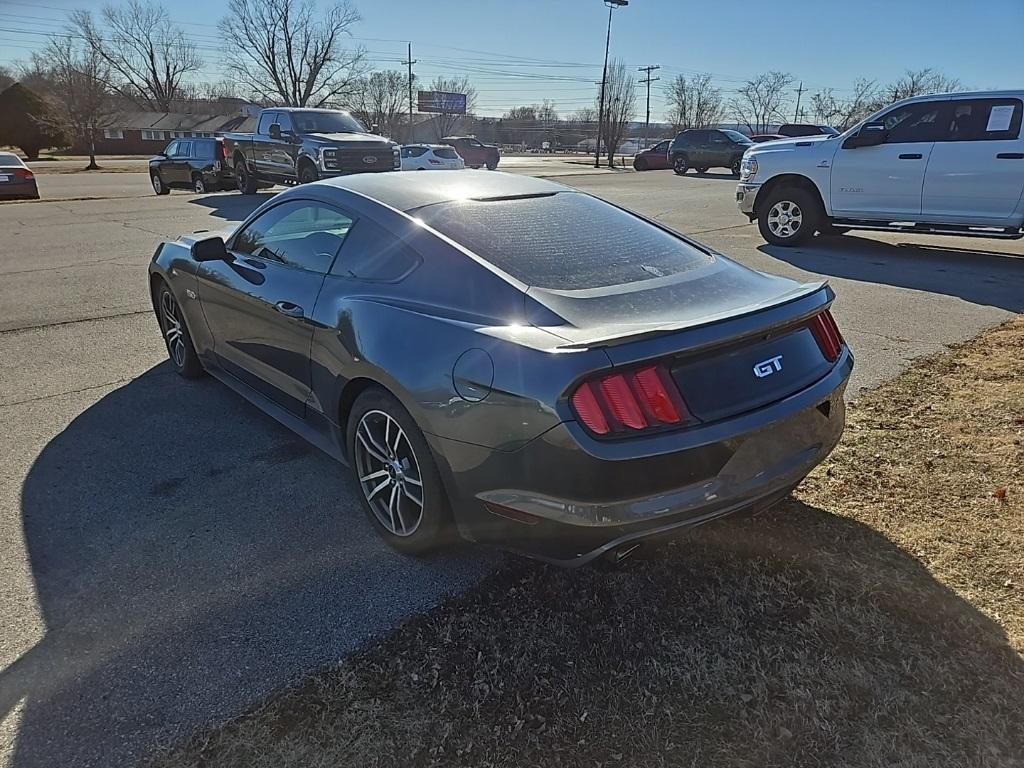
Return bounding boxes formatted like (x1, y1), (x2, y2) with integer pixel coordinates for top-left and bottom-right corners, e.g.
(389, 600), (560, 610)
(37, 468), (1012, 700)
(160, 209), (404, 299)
(1, 163), (1022, 767)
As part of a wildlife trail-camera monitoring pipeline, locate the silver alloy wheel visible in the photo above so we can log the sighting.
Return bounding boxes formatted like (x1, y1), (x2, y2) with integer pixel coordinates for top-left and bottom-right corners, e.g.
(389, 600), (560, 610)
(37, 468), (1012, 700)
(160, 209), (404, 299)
(766, 200), (804, 239)
(151, 174), (162, 194)
(674, 157), (687, 173)
(193, 176), (206, 193)
(160, 290), (186, 368)
(354, 409), (424, 537)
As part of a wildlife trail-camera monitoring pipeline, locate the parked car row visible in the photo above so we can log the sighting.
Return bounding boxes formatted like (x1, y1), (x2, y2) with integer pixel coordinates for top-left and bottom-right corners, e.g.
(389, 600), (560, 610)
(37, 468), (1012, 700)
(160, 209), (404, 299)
(148, 108), (503, 196)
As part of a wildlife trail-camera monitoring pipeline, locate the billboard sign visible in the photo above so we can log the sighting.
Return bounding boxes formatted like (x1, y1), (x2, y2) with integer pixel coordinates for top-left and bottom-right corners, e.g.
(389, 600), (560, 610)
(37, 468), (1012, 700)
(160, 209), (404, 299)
(417, 90), (467, 114)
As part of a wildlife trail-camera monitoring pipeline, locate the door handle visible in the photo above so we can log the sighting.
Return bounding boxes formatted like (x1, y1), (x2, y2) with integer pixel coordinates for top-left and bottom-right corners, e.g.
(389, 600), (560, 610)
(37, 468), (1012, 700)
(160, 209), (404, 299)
(898, 153), (923, 159)
(274, 301), (304, 318)
(996, 152), (1024, 159)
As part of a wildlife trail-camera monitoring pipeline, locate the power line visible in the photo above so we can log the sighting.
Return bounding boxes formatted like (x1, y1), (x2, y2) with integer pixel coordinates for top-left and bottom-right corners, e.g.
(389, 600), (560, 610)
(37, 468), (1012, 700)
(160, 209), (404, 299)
(637, 64), (660, 150)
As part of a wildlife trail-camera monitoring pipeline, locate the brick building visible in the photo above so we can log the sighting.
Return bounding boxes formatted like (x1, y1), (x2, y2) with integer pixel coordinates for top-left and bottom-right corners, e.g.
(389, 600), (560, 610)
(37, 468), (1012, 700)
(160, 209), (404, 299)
(83, 110), (259, 155)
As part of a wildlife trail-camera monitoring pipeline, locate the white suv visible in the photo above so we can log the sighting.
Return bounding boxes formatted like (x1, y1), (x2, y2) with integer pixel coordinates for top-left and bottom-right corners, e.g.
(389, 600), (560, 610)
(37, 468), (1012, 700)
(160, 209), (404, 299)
(737, 91), (1024, 246)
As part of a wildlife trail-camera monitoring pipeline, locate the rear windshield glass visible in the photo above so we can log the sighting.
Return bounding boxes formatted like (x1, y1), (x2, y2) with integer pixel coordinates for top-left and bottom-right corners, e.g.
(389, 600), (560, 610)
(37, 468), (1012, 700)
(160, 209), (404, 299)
(194, 140), (217, 159)
(433, 147), (459, 159)
(0, 152), (24, 166)
(415, 192), (712, 290)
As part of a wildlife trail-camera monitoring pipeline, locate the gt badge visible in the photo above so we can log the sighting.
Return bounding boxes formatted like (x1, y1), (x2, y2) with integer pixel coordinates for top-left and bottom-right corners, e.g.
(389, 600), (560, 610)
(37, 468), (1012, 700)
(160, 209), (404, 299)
(753, 355), (783, 378)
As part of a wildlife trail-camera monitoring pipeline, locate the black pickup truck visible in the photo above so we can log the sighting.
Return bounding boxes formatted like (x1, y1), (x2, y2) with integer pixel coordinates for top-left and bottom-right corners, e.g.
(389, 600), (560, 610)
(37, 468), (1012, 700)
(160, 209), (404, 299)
(223, 107), (400, 193)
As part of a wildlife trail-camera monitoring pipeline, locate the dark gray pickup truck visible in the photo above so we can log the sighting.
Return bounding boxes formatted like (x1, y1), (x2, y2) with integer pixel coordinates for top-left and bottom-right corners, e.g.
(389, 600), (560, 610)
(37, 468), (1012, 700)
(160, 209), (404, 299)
(223, 107), (400, 193)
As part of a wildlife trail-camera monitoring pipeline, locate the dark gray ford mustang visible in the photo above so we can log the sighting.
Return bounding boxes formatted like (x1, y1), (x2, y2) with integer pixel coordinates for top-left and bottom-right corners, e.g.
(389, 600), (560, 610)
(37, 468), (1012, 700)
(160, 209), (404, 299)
(149, 171), (852, 565)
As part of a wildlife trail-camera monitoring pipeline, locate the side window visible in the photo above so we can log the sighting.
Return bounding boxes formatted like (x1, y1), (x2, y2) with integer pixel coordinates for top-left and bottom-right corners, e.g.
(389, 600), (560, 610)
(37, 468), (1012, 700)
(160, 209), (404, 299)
(654, 141), (669, 153)
(257, 111), (277, 135)
(943, 99), (1022, 141)
(468, 138), (484, 147)
(330, 218), (420, 282)
(164, 140), (179, 157)
(277, 112), (294, 132)
(880, 101), (947, 143)
(709, 131), (728, 144)
(174, 141), (193, 158)
(232, 201), (355, 274)
(402, 146), (427, 158)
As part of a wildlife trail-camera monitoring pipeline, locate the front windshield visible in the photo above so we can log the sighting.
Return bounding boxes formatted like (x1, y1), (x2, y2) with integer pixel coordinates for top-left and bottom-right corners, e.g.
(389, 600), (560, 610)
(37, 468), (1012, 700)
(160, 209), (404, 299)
(722, 129), (753, 144)
(291, 111), (366, 134)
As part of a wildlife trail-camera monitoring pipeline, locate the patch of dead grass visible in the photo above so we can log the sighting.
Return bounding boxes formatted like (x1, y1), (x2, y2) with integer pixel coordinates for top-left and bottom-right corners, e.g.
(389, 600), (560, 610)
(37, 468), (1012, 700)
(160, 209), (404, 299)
(151, 318), (1024, 768)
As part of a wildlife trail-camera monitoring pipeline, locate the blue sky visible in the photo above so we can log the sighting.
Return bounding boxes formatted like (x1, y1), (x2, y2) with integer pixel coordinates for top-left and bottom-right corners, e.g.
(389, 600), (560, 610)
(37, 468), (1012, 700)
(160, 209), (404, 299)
(2, 0), (1022, 118)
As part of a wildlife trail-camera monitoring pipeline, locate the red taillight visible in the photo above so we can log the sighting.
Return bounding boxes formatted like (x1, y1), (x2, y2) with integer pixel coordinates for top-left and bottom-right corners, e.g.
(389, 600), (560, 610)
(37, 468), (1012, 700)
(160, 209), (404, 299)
(571, 365), (692, 436)
(809, 310), (844, 362)
(217, 139), (227, 160)
(14, 168), (34, 180)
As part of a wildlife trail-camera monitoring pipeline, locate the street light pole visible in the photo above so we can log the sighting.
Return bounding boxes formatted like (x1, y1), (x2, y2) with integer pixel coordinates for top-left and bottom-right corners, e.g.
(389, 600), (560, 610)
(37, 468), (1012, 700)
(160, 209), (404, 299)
(595, 0), (627, 168)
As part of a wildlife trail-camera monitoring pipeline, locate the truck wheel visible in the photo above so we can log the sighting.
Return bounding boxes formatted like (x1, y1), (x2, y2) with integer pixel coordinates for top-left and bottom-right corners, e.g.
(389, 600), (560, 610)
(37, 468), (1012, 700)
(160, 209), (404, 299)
(298, 161), (319, 184)
(731, 159), (742, 176)
(672, 155), (689, 175)
(191, 174), (208, 194)
(151, 172), (169, 196)
(235, 160), (257, 194)
(758, 186), (820, 247)
(486, 160), (498, 170)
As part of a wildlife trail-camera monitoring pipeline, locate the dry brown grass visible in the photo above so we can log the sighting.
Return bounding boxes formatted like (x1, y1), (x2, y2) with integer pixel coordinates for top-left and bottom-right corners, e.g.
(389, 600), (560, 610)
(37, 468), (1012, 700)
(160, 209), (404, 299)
(151, 318), (1024, 768)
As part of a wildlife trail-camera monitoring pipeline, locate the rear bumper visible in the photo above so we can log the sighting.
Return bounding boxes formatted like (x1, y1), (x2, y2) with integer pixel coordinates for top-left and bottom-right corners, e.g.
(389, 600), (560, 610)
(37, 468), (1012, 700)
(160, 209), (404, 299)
(0, 181), (39, 199)
(736, 182), (761, 218)
(427, 350), (852, 566)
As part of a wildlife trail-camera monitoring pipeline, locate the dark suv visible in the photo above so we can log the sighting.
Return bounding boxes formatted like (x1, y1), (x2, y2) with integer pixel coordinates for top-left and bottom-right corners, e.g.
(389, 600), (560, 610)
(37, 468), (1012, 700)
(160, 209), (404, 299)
(440, 136), (500, 169)
(150, 137), (233, 195)
(668, 129), (753, 176)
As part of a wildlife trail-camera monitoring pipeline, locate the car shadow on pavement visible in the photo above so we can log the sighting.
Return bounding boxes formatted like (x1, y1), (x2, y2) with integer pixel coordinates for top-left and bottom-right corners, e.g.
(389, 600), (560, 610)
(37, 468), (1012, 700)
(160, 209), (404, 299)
(3, 363), (492, 767)
(761, 236), (1024, 312)
(687, 171), (740, 181)
(188, 192), (278, 223)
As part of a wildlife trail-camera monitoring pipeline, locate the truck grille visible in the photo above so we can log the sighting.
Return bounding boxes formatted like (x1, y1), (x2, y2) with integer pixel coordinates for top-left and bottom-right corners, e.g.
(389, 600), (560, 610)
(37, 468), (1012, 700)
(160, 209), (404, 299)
(322, 148), (396, 173)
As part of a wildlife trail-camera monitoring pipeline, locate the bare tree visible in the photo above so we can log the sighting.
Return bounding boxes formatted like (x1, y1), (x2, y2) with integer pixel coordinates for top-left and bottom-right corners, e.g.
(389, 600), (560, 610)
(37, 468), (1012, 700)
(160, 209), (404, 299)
(571, 106), (597, 124)
(71, 0), (201, 111)
(220, 0), (365, 107)
(597, 58), (635, 166)
(427, 75), (477, 140)
(885, 68), (961, 102)
(0, 66), (13, 91)
(34, 37), (117, 170)
(731, 71), (795, 133)
(811, 78), (881, 130)
(665, 72), (725, 130)
(348, 70), (409, 139)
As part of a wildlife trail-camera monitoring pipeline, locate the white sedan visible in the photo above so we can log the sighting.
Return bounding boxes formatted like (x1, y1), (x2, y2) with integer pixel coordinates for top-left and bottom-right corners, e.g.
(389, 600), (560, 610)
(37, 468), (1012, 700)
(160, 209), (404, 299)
(400, 144), (465, 171)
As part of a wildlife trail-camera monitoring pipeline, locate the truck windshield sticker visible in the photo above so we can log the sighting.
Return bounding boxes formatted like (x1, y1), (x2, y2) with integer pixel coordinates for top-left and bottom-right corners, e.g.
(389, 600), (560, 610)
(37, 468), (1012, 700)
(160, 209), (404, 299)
(986, 105), (1015, 133)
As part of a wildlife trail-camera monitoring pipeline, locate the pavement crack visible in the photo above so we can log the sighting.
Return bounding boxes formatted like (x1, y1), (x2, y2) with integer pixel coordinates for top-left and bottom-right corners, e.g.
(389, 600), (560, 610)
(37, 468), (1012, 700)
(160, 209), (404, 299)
(0, 377), (139, 408)
(0, 309), (151, 335)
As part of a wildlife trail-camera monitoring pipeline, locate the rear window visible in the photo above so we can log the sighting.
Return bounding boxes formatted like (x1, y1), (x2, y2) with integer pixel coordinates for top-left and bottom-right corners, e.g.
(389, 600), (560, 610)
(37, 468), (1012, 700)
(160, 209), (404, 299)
(193, 139), (217, 159)
(433, 147), (459, 159)
(415, 192), (712, 290)
(0, 152), (25, 166)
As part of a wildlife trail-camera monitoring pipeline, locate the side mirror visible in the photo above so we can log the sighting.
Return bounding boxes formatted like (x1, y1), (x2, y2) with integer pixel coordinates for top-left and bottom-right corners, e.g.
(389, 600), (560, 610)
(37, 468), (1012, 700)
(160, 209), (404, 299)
(191, 236), (230, 262)
(268, 123), (282, 140)
(846, 121), (887, 148)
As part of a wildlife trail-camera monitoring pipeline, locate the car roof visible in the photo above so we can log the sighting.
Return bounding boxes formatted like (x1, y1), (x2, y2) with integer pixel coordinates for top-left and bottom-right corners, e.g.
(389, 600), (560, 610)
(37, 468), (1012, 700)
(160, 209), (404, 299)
(313, 170), (567, 213)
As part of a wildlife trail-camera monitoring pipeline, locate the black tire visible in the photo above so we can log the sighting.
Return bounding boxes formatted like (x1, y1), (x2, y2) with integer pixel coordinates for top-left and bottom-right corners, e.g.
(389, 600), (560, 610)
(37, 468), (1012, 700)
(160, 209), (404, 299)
(486, 160), (498, 170)
(154, 280), (204, 378)
(191, 174), (208, 194)
(298, 161), (319, 184)
(235, 159), (257, 194)
(633, 157), (649, 171)
(151, 172), (169, 196)
(731, 159), (742, 177)
(695, 166), (709, 174)
(672, 155), (689, 175)
(757, 185), (821, 247)
(347, 388), (451, 554)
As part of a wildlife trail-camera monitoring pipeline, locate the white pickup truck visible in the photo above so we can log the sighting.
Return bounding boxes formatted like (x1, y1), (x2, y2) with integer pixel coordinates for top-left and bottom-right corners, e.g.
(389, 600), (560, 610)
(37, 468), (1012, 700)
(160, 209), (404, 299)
(736, 90), (1024, 246)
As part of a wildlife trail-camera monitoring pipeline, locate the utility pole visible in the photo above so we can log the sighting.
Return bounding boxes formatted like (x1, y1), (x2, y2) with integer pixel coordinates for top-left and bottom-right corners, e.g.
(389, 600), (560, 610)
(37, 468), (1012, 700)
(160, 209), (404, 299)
(595, 0), (628, 168)
(407, 43), (416, 142)
(793, 81), (805, 123)
(637, 64), (660, 150)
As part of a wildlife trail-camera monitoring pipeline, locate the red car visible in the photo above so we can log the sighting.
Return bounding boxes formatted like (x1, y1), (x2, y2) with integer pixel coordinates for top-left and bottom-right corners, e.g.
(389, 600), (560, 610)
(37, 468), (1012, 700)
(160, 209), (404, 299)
(632, 139), (671, 171)
(439, 136), (500, 169)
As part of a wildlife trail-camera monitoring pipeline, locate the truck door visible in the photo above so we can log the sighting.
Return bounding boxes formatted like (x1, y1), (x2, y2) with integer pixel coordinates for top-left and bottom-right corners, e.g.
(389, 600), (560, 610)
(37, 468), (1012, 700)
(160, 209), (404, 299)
(830, 99), (949, 219)
(253, 111), (278, 177)
(922, 97), (1024, 223)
